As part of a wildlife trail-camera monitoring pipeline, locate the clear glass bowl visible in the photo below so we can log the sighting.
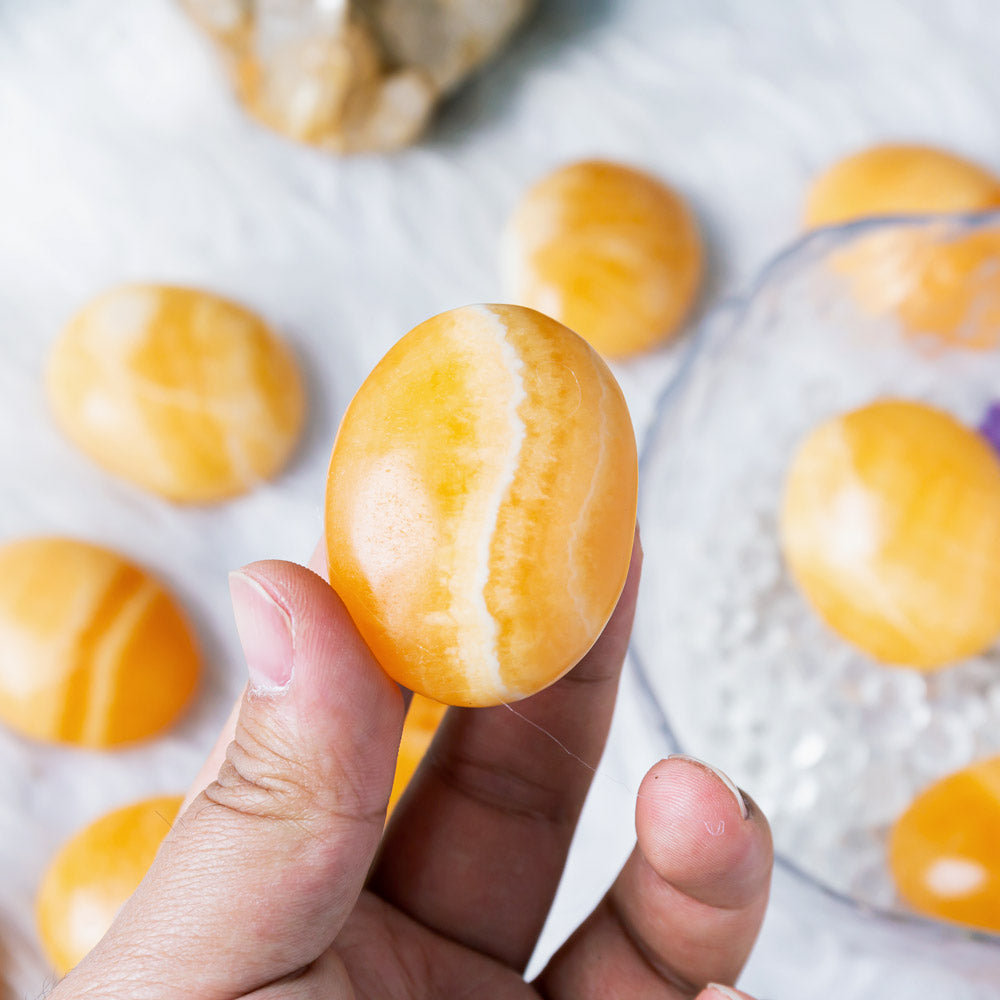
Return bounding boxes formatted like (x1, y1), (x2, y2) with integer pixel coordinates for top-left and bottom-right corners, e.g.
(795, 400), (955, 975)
(631, 212), (1000, 979)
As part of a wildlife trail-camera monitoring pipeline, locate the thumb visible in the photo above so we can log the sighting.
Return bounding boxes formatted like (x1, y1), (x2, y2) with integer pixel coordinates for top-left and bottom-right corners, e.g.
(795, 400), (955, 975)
(66, 560), (404, 999)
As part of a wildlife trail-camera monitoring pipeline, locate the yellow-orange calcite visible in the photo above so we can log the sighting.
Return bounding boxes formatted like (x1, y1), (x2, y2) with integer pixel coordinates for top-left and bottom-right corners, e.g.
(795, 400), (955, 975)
(47, 285), (306, 503)
(780, 400), (1000, 669)
(325, 304), (638, 706)
(838, 225), (1000, 351)
(805, 144), (1000, 228)
(36, 795), (182, 974)
(806, 145), (1000, 350)
(388, 694), (447, 813)
(502, 160), (703, 358)
(890, 757), (1000, 933)
(0, 538), (199, 747)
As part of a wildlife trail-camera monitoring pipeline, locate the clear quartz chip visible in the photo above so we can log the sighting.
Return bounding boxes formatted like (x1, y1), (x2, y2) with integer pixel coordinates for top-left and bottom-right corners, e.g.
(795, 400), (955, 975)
(182, 0), (536, 152)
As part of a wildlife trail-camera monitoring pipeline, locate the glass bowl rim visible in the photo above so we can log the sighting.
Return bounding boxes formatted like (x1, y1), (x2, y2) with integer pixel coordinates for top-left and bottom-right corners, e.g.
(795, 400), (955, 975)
(629, 207), (1000, 949)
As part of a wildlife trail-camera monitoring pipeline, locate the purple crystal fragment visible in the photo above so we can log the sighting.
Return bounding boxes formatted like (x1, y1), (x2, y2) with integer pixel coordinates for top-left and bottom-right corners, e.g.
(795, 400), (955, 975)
(978, 402), (1000, 457)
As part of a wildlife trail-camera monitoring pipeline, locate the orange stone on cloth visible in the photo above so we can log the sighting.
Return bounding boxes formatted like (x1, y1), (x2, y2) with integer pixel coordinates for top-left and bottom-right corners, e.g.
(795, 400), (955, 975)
(502, 160), (703, 358)
(780, 400), (1000, 669)
(804, 144), (1000, 228)
(0, 538), (199, 747)
(325, 304), (637, 706)
(890, 757), (1000, 933)
(36, 795), (182, 974)
(47, 284), (306, 502)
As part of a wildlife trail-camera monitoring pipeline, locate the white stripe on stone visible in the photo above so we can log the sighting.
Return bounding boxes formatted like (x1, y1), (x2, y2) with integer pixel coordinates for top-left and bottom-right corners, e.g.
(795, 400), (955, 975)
(469, 305), (526, 700)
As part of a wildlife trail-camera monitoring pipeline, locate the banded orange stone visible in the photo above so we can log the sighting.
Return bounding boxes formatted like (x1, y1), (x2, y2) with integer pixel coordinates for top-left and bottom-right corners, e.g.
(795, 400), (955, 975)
(47, 284), (306, 502)
(780, 400), (1000, 669)
(502, 160), (703, 358)
(36, 795), (182, 974)
(0, 538), (199, 747)
(890, 757), (1000, 933)
(325, 304), (637, 706)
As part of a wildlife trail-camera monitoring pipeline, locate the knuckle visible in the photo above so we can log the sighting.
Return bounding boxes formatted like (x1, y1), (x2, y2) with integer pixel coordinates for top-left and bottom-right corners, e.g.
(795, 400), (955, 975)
(559, 660), (620, 687)
(205, 715), (317, 824)
(607, 892), (701, 995)
(200, 713), (385, 834)
(429, 747), (574, 827)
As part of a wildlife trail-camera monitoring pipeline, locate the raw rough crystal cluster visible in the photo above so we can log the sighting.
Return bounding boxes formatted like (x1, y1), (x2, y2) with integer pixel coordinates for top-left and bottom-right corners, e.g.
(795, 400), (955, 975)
(183, 0), (536, 152)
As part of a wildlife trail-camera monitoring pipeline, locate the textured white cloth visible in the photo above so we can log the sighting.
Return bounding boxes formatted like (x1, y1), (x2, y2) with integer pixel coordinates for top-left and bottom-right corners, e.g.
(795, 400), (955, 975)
(3, 2), (1000, 996)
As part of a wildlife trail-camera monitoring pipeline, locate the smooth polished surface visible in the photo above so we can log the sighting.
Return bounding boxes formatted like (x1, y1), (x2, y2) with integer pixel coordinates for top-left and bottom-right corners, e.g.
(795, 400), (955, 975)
(890, 758), (1000, 934)
(804, 144), (1000, 229)
(36, 795), (182, 974)
(836, 223), (1000, 351)
(806, 145), (1000, 352)
(781, 400), (1000, 670)
(502, 160), (703, 358)
(0, 538), (199, 747)
(47, 285), (305, 503)
(326, 304), (638, 705)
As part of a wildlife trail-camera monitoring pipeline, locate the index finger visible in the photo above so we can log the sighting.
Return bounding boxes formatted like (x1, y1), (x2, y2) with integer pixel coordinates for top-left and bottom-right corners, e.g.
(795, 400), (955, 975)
(368, 529), (642, 972)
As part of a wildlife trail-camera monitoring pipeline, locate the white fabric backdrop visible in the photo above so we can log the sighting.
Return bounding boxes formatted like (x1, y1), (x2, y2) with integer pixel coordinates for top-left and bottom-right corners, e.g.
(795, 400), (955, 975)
(3, 2), (1000, 996)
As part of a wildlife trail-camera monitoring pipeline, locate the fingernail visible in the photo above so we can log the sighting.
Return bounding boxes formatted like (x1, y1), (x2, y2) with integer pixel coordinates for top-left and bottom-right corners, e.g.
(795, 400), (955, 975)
(666, 754), (749, 820)
(230, 570), (294, 693)
(706, 985), (742, 1000)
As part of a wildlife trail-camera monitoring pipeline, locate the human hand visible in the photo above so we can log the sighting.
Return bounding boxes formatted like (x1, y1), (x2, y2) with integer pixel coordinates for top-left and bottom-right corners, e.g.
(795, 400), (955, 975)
(51, 535), (773, 999)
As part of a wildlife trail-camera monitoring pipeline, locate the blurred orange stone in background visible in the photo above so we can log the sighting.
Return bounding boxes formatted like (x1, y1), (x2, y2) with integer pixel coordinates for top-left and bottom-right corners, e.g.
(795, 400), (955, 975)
(805, 144), (1000, 350)
(47, 285), (306, 503)
(835, 224), (1000, 351)
(0, 538), (199, 747)
(780, 400), (1000, 670)
(36, 795), (182, 975)
(890, 757), (1000, 933)
(388, 694), (447, 814)
(325, 304), (637, 706)
(502, 160), (703, 358)
(804, 144), (1000, 228)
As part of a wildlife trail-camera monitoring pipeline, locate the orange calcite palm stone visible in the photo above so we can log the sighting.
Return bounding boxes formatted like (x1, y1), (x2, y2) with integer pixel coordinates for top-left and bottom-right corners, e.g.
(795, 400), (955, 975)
(0, 538), (199, 747)
(838, 225), (1000, 351)
(388, 693), (447, 813)
(502, 160), (703, 358)
(781, 400), (1000, 669)
(36, 795), (182, 974)
(47, 285), (305, 503)
(890, 757), (1000, 933)
(805, 145), (1000, 351)
(805, 144), (1000, 228)
(325, 304), (637, 706)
